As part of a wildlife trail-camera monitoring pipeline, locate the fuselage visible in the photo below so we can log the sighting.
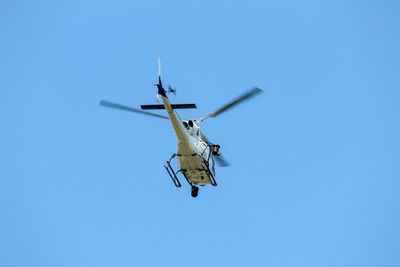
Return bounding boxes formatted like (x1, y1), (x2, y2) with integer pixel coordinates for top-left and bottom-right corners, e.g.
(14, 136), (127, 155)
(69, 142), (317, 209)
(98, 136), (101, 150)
(161, 95), (215, 185)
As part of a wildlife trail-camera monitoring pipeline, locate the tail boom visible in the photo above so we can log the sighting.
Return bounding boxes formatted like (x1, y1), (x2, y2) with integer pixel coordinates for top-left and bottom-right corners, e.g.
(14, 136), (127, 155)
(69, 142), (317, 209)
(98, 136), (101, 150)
(161, 96), (190, 143)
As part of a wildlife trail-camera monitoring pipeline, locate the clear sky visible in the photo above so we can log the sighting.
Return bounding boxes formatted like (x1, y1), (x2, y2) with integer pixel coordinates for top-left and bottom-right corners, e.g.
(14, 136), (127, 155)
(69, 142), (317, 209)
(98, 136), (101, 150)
(1, 1), (400, 266)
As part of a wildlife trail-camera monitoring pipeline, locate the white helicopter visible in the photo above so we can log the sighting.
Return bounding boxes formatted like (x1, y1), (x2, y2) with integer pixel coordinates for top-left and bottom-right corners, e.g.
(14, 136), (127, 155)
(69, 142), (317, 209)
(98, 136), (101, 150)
(100, 58), (263, 197)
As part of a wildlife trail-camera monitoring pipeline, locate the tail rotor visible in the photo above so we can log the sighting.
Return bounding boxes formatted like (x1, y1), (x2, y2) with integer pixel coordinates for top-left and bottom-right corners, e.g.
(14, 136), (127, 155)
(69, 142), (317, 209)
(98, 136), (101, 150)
(167, 84), (176, 95)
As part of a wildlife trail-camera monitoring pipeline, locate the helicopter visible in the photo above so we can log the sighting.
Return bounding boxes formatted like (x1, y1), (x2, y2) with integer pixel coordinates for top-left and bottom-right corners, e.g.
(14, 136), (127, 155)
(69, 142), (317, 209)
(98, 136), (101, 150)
(100, 58), (263, 198)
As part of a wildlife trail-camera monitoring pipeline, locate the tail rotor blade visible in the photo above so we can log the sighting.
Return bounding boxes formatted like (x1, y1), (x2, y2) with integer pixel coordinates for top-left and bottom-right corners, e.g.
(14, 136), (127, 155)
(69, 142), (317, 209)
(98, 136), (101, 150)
(99, 100), (169, 119)
(168, 84), (176, 95)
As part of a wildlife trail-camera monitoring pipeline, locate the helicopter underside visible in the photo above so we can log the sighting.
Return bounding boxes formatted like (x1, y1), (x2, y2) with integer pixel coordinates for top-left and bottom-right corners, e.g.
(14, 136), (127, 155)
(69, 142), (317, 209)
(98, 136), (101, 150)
(178, 155), (213, 186)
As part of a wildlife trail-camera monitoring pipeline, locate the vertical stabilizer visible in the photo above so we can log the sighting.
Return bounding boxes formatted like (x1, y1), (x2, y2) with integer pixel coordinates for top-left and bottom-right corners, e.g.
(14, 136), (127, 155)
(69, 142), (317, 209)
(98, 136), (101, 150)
(158, 57), (162, 87)
(156, 57), (166, 97)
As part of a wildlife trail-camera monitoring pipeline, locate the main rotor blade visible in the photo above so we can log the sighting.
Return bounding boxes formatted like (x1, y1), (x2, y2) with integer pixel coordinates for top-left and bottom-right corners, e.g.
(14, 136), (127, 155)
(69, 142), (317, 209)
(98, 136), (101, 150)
(199, 87), (263, 122)
(214, 155), (230, 167)
(99, 100), (169, 119)
(200, 132), (230, 167)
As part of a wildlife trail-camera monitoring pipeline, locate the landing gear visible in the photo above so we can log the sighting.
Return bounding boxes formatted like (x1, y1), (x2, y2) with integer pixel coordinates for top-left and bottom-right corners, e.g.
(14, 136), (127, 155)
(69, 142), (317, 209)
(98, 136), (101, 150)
(164, 153), (182, 188)
(191, 186), (199, 198)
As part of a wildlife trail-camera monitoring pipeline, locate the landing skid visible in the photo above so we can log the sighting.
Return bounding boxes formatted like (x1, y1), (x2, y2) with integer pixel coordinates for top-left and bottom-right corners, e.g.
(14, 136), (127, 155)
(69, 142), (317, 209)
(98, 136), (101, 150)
(164, 153), (192, 187)
(164, 154), (181, 187)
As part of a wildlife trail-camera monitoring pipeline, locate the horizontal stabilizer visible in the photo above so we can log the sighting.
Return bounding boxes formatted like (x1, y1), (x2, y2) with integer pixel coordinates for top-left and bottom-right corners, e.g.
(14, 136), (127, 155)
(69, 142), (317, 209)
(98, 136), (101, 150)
(141, 104), (197, 110)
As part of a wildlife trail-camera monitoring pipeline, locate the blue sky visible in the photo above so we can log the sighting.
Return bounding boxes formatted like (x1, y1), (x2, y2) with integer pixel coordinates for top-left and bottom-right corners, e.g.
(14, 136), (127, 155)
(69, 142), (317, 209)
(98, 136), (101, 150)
(1, 1), (399, 266)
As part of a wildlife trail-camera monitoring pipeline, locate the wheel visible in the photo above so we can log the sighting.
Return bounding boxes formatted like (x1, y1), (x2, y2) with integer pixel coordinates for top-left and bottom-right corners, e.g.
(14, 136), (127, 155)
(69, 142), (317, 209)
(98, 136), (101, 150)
(191, 186), (199, 198)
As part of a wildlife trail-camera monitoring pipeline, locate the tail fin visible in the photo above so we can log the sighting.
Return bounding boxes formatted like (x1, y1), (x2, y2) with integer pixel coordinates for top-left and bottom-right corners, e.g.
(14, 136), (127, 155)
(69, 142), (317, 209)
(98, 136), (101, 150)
(156, 57), (166, 97)
(158, 57), (162, 87)
(156, 58), (177, 97)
